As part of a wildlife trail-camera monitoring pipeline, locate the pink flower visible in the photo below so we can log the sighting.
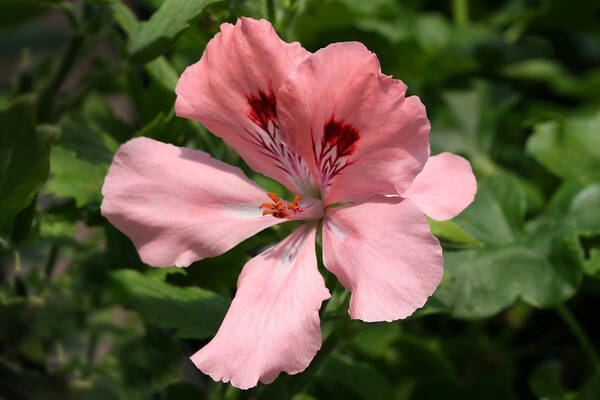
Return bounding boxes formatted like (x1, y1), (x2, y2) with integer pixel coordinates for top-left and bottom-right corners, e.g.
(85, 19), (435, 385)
(101, 18), (476, 389)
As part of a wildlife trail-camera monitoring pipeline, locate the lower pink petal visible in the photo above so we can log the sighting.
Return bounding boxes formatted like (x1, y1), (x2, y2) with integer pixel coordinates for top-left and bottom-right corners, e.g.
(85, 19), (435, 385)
(190, 223), (330, 389)
(403, 152), (477, 221)
(323, 197), (443, 322)
(101, 137), (282, 268)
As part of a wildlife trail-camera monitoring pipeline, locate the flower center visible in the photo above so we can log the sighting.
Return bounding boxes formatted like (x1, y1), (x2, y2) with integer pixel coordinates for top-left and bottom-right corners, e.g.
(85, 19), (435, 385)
(259, 192), (301, 219)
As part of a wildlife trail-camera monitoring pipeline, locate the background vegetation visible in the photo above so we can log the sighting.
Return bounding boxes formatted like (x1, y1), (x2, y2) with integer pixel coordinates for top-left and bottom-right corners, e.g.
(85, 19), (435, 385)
(1, 0), (600, 399)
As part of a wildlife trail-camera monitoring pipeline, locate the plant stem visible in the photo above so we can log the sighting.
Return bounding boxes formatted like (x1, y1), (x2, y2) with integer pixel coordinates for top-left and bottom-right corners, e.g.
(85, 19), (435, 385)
(44, 244), (59, 282)
(85, 331), (98, 376)
(266, 0), (276, 24)
(556, 303), (600, 372)
(38, 32), (84, 122)
(452, 0), (469, 27)
(13, 250), (21, 273)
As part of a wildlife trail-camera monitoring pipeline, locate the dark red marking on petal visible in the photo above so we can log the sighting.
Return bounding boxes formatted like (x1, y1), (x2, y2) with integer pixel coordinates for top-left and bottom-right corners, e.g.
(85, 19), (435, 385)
(247, 90), (277, 130)
(243, 89), (291, 174)
(243, 89), (314, 186)
(322, 119), (360, 158)
(314, 118), (360, 184)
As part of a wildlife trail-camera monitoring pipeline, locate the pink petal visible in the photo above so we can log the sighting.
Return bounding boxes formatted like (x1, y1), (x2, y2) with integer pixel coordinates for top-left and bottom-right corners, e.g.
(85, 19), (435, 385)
(101, 137), (285, 268)
(403, 152), (477, 221)
(191, 223), (330, 389)
(175, 18), (316, 195)
(322, 197), (443, 322)
(277, 42), (430, 205)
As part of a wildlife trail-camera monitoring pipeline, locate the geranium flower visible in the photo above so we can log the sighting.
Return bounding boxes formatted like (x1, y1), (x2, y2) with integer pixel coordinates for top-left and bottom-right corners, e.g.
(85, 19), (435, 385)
(101, 18), (476, 389)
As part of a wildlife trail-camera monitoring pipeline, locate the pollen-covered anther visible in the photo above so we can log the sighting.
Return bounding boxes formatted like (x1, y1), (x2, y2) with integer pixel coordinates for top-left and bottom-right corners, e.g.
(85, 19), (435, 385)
(286, 195), (301, 212)
(259, 192), (301, 218)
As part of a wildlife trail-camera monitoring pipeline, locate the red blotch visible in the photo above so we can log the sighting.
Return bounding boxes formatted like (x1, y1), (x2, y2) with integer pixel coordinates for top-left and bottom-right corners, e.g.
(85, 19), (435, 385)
(247, 90), (277, 129)
(322, 119), (360, 158)
(313, 118), (361, 181)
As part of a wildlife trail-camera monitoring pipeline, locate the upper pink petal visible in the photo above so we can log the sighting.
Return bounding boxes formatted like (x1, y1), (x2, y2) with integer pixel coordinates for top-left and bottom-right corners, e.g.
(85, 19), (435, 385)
(175, 18), (316, 196)
(403, 152), (477, 221)
(191, 223), (330, 389)
(101, 137), (284, 268)
(277, 42), (430, 205)
(322, 197), (443, 322)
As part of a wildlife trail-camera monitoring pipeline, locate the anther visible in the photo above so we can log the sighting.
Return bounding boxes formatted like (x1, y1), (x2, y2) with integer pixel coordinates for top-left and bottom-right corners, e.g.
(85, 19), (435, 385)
(286, 195), (301, 212)
(267, 192), (283, 207)
(259, 192), (302, 219)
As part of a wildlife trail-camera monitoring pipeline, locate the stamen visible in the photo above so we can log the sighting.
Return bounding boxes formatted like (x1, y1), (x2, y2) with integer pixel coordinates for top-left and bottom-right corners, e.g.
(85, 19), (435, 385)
(267, 192), (283, 207)
(259, 192), (302, 219)
(286, 195), (301, 212)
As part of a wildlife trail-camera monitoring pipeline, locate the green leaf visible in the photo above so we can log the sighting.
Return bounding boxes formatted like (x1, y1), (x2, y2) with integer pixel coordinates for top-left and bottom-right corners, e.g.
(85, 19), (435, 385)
(434, 235), (583, 318)
(350, 323), (400, 361)
(434, 176), (585, 318)
(0, 95), (56, 232)
(112, 269), (228, 339)
(134, 110), (190, 144)
(0, 358), (71, 400)
(584, 248), (600, 279)
(564, 184), (600, 235)
(127, 0), (220, 63)
(292, 394), (318, 400)
(38, 212), (77, 243)
(578, 373), (600, 400)
(44, 95), (125, 207)
(1, 0), (63, 3)
(430, 81), (545, 213)
(57, 121), (116, 165)
(135, 111), (169, 137)
(527, 112), (600, 182)
(78, 93), (132, 145)
(0, 109), (15, 192)
(45, 146), (108, 207)
(111, 2), (139, 35)
(442, 89), (480, 141)
(501, 58), (600, 99)
(0, 296), (29, 345)
(437, 81), (519, 155)
(10, 195), (37, 244)
(163, 382), (205, 399)
(528, 182), (600, 238)
(317, 353), (394, 400)
(415, 13), (451, 52)
(428, 218), (482, 248)
(529, 363), (566, 400)
(145, 56), (178, 92)
(112, 3), (180, 92)
(453, 175), (527, 245)
(84, 0), (121, 5)
(126, 65), (177, 125)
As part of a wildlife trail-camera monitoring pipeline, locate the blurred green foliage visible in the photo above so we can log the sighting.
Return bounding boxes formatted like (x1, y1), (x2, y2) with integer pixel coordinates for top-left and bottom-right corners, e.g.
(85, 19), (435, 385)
(1, 0), (600, 399)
